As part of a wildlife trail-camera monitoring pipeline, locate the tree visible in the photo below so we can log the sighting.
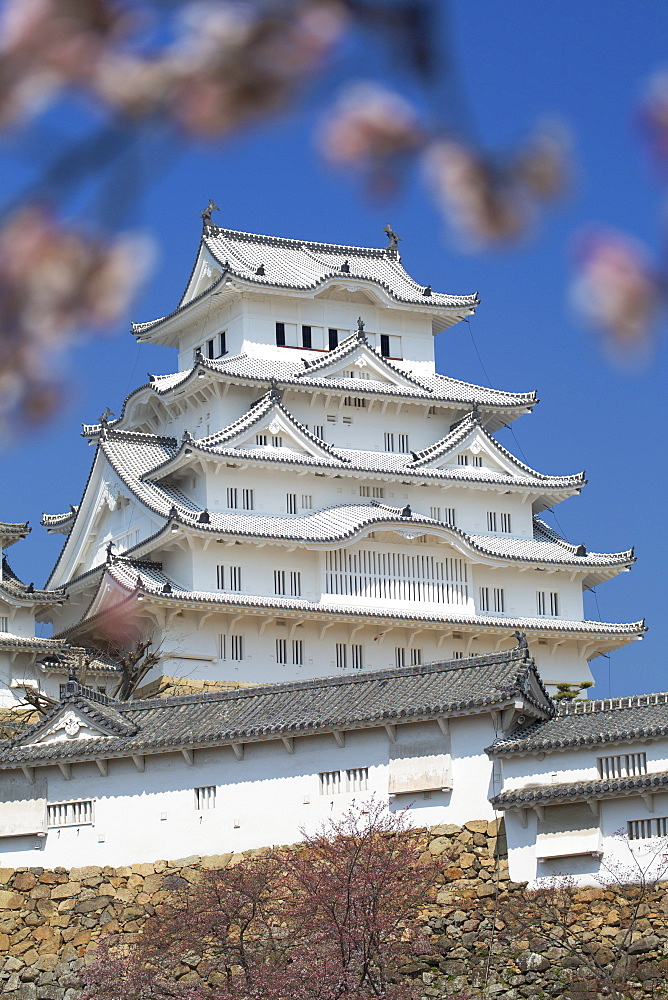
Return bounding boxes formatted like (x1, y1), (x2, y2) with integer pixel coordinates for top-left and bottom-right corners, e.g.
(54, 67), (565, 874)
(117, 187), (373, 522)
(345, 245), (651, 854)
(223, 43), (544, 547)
(82, 799), (440, 1000)
(498, 833), (668, 1000)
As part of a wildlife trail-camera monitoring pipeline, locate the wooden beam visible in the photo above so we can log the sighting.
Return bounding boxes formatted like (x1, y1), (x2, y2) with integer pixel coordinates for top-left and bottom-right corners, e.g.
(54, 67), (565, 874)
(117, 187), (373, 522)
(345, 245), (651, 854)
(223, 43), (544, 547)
(281, 736), (295, 754)
(131, 755), (145, 773)
(95, 759), (108, 777)
(384, 723), (397, 743)
(436, 717), (450, 738)
(231, 742), (244, 761)
(181, 748), (194, 767)
(517, 808), (528, 828)
(333, 730), (346, 748)
(58, 762), (72, 780)
(20, 765), (35, 784)
(586, 798), (599, 816)
(641, 791), (654, 813)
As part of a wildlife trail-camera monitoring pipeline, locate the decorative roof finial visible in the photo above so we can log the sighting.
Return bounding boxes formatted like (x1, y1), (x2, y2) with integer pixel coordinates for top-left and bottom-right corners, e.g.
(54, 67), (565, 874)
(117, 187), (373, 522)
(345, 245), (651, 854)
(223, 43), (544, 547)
(182, 429), (193, 444)
(471, 403), (480, 421)
(105, 540), (114, 563)
(356, 317), (366, 341)
(68, 662), (77, 683)
(200, 199), (220, 232)
(422, 284), (432, 297)
(256, 264), (265, 276)
(269, 377), (280, 400)
(340, 260), (350, 273)
(382, 224), (401, 252)
(136, 574), (144, 589)
(401, 504), (412, 518)
(99, 407), (114, 425)
(512, 630), (529, 651)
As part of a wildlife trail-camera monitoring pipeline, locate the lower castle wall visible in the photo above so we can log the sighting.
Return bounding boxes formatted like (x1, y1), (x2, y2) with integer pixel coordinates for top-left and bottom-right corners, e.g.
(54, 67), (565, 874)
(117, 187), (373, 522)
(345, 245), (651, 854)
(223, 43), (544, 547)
(1, 820), (668, 1000)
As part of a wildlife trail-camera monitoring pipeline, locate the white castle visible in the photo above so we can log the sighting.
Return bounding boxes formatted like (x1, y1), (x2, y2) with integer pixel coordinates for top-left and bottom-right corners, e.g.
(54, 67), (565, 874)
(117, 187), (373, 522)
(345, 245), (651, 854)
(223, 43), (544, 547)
(0, 217), (663, 888)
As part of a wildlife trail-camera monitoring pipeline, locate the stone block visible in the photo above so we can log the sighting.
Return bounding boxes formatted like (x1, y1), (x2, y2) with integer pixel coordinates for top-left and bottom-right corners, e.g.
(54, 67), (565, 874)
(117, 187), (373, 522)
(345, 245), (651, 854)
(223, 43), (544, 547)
(517, 952), (549, 973)
(50, 883), (81, 900)
(429, 824), (460, 837)
(429, 837), (452, 857)
(73, 895), (112, 914)
(200, 854), (233, 870)
(12, 874), (36, 892)
(0, 868), (15, 885)
(0, 890), (25, 910)
(464, 820), (489, 834)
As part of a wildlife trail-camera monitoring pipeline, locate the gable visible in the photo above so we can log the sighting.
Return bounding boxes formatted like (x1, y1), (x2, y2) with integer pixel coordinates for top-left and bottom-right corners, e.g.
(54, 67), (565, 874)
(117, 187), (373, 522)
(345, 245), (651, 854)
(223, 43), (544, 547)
(26, 706), (115, 746)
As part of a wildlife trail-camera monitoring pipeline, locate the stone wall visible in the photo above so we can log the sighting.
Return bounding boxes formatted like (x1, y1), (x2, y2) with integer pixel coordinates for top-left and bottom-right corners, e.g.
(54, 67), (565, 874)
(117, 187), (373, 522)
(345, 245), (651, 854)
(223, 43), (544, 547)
(1, 820), (667, 999)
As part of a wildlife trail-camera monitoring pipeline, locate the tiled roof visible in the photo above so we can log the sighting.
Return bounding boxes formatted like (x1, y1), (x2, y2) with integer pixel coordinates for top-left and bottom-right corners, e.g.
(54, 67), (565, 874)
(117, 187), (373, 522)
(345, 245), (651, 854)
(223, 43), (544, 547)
(59, 556), (645, 645)
(82, 352), (537, 438)
(0, 557), (67, 606)
(492, 771), (668, 809)
(0, 634), (63, 652)
(0, 521), (30, 549)
(132, 226), (479, 339)
(0, 645), (552, 766)
(93, 432), (626, 572)
(489, 692), (668, 756)
(41, 508), (78, 535)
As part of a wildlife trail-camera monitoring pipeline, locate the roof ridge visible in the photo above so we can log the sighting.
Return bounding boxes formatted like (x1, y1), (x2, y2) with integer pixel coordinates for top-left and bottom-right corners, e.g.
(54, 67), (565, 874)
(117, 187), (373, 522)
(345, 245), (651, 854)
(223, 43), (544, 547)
(558, 691), (668, 715)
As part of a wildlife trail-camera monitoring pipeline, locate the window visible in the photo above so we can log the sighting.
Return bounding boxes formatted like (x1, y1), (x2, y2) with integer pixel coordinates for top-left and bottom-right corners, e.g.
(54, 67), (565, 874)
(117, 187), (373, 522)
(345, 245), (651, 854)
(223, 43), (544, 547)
(452, 651), (464, 660)
(327, 414), (337, 424)
(628, 816), (668, 840)
(0, 617), (7, 632)
(493, 587), (505, 613)
(342, 416), (352, 425)
(320, 770), (341, 794)
(343, 396), (366, 408)
(216, 565), (241, 592)
(205, 337), (215, 359)
(379, 334), (402, 358)
(598, 753), (646, 779)
(242, 489), (254, 510)
(500, 513), (512, 533)
(287, 493), (297, 514)
(47, 800), (93, 828)
(276, 638), (287, 665)
(302, 325), (312, 349)
(195, 786), (216, 810)
(444, 507), (456, 526)
(430, 506), (440, 521)
(537, 591), (559, 616)
(220, 634), (244, 660)
(271, 436), (282, 448)
(219, 331), (226, 356)
(328, 328), (339, 350)
(486, 511), (497, 532)
(351, 644), (364, 670)
(275, 321), (286, 346)
(292, 639), (304, 666)
(256, 434), (268, 446)
(384, 432), (394, 451)
(336, 643), (346, 669)
(301, 494), (313, 509)
(380, 334), (390, 357)
(227, 487), (237, 508)
(395, 648), (422, 668)
(360, 486), (384, 498)
(347, 767), (369, 792)
(457, 454), (469, 466)
(274, 570), (286, 596)
(398, 434), (409, 453)
(311, 425), (324, 439)
(290, 571), (301, 597)
(479, 586), (490, 612)
(326, 550), (469, 606)
(472, 455), (483, 467)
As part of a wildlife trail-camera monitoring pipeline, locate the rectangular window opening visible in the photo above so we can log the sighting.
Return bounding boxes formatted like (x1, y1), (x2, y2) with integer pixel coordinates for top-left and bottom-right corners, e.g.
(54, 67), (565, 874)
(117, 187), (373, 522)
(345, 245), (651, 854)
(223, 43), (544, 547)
(47, 800), (93, 828)
(275, 322), (286, 346)
(195, 786), (216, 810)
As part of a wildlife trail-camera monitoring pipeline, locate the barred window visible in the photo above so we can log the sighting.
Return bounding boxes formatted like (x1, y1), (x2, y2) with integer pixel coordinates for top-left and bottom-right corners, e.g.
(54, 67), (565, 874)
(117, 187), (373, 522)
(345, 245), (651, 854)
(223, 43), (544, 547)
(311, 425), (324, 439)
(276, 638), (288, 665)
(598, 753), (647, 779)
(472, 455), (483, 467)
(274, 570), (286, 596)
(395, 647), (422, 668)
(301, 494), (313, 509)
(242, 489), (254, 510)
(537, 591), (559, 616)
(457, 454), (469, 466)
(220, 634), (244, 660)
(216, 566), (241, 592)
(452, 651), (464, 660)
(227, 487), (237, 508)
(384, 432), (394, 451)
(360, 485), (384, 498)
(195, 786), (216, 810)
(628, 816), (668, 840)
(287, 493), (297, 514)
(292, 639), (304, 666)
(346, 767), (369, 792)
(493, 587), (505, 613)
(479, 586), (490, 612)
(0, 616), (7, 632)
(256, 434), (268, 446)
(486, 511), (497, 531)
(500, 513), (512, 533)
(290, 571), (301, 597)
(320, 770), (341, 795)
(47, 800), (93, 828)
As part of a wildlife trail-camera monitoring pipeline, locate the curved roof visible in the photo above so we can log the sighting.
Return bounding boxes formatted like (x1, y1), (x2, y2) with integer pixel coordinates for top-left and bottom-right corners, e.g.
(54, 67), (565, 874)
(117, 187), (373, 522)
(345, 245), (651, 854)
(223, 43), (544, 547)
(41, 507), (78, 535)
(0, 557), (66, 607)
(0, 521), (29, 549)
(132, 226), (479, 339)
(0, 644), (553, 766)
(492, 771), (668, 809)
(489, 692), (668, 756)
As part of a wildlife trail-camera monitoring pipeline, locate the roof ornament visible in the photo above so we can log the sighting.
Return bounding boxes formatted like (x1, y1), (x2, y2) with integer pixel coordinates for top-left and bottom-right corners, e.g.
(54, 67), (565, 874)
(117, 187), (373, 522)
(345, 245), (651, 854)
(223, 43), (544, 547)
(136, 574), (144, 589)
(471, 403), (480, 421)
(162, 582), (173, 594)
(575, 543), (587, 557)
(422, 284), (432, 296)
(68, 662), (78, 683)
(199, 199), (220, 233)
(340, 260), (350, 273)
(182, 429), (193, 443)
(401, 504), (412, 518)
(99, 407), (114, 424)
(198, 509), (210, 524)
(105, 540), (114, 563)
(410, 450), (419, 461)
(512, 630), (529, 651)
(26, 582), (34, 593)
(382, 223), (402, 253)
(269, 377), (281, 401)
(355, 317), (367, 342)
(168, 505), (178, 519)
(194, 346), (203, 363)
(256, 264), (265, 275)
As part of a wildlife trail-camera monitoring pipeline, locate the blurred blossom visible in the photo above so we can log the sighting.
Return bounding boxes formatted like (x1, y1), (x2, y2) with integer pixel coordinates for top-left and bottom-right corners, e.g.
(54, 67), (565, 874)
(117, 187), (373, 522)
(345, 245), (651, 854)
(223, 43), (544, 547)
(425, 127), (569, 250)
(318, 81), (424, 170)
(571, 229), (661, 356)
(424, 140), (527, 249)
(639, 70), (668, 174)
(0, 205), (152, 430)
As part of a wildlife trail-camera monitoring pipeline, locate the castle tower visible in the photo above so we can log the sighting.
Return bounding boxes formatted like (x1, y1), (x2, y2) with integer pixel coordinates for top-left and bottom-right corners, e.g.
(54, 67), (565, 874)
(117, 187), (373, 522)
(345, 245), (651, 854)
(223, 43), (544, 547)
(42, 220), (643, 696)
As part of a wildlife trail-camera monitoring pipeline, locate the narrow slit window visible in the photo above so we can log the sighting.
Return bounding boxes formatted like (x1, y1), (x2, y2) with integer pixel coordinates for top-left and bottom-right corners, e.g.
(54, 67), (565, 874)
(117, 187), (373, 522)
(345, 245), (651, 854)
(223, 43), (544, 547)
(301, 494), (313, 509)
(287, 493), (297, 514)
(493, 587), (505, 613)
(230, 635), (244, 661)
(479, 586), (490, 613)
(486, 511), (497, 532)
(274, 570), (286, 596)
(275, 322), (286, 346)
(276, 638), (287, 665)
(292, 639), (304, 666)
(227, 487), (238, 509)
(472, 455), (483, 467)
(346, 767), (369, 792)
(457, 454), (469, 466)
(384, 432), (394, 452)
(195, 786), (216, 810)
(320, 770), (341, 794)
(302, 325), (312, 349)
(242, 489), (254, 510)
(500, 513), (512, 533)
(289, 571), (301, 597)
(328, 328), (338, 351)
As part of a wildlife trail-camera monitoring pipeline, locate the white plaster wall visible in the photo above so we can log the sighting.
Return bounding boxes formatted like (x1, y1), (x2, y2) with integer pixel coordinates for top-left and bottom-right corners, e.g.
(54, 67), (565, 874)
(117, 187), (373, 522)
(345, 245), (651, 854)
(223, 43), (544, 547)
(0, 715), (495, 868)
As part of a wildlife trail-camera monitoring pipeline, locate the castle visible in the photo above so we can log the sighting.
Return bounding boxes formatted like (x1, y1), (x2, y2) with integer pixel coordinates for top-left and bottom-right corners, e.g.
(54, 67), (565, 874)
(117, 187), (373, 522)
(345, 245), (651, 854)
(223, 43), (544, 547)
(0, 216), (664, 888)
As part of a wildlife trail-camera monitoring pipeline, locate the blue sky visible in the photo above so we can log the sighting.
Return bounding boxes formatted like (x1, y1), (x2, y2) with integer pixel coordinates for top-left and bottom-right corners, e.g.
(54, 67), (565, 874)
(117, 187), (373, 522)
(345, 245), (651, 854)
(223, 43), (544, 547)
(1, 1), (666, 698)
